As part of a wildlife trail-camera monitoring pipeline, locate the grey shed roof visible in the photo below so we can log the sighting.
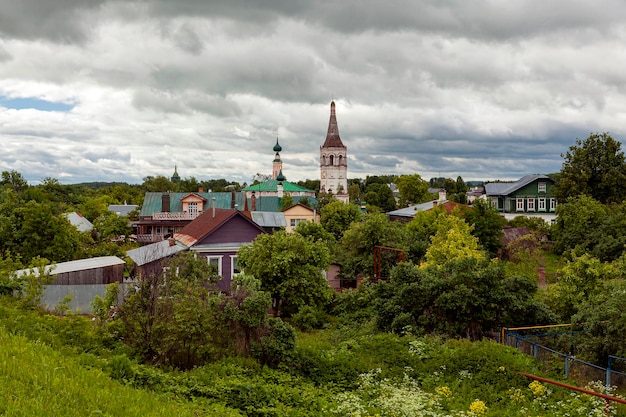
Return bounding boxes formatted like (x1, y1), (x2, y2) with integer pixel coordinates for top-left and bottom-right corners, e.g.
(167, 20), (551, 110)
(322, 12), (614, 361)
(251, 211), (286, 228)
(15, 256), (125, 277)
(64, 212), (94, 232)
(485, 174), (552, 196)
(126, 239), (187, 266)
(386, 201), (439, 218)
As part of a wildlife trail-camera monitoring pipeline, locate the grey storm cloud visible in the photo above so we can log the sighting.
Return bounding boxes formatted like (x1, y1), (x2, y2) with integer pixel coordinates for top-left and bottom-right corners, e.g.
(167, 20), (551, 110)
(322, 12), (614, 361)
(1, 0), (626, 184)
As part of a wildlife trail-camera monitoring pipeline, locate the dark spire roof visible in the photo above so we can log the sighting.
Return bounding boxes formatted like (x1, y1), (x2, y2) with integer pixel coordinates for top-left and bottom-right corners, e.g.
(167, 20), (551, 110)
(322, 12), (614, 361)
(276, 170), (286, 182)
(322, 101), (346, 148)
(273, 137), (282, 152)
(171, 165), (180, 182)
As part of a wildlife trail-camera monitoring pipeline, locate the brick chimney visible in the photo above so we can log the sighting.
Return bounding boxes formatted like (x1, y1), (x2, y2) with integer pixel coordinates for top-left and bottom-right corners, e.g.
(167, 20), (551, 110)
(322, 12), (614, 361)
(162, 192), (170, 212)
(231, 190), (236, 209)
(198, 187), (203, 193)
(251, 191), (257, 211)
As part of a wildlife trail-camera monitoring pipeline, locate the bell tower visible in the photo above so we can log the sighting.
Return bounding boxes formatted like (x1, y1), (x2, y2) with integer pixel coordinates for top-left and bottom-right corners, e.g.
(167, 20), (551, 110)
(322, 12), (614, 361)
(320, 101), (348, 202)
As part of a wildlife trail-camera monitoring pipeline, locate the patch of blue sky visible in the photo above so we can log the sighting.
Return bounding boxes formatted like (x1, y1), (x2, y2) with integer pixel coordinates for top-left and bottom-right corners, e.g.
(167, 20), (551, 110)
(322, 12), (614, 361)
(0, 96), (74, 112)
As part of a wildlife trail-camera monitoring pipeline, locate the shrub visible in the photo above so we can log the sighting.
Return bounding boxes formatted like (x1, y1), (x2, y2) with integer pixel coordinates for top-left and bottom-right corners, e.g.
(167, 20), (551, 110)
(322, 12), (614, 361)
(252, 318), (296, 367)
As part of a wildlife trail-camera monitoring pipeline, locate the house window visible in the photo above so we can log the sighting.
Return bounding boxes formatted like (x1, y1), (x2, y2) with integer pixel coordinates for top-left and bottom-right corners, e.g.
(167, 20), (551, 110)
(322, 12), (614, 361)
(538, 182), (547, 193)
(527, 198), (535, 212)
(538, 198), (546, 211)
(231, 255), (242, 276)
(290, 218), (306, 227)
(550, 198), (557, 211)
(207, 256), (223, 276)
(188, 202), (198, 216)
(491, 197), (499, 209)
(516, 198), (525, 211)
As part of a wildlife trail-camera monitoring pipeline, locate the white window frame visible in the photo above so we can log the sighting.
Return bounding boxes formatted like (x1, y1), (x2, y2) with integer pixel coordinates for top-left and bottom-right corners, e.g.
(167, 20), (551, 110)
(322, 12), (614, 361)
(290, 218), (307, 227)
(516, 198), (525, 211)
(538, 182), (547, 193)
(207, 255), (223, 276)
(230, 255), (242, 277)
(527, 198), (535, 212)
(187, 202), (198, 216)
(550, 198), (557, 211)
(538, 198), (546, 211)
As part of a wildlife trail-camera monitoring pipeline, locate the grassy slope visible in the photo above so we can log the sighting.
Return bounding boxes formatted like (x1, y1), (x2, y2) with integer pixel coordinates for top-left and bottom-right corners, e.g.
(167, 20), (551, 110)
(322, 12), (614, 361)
(0, 327), (242, 417)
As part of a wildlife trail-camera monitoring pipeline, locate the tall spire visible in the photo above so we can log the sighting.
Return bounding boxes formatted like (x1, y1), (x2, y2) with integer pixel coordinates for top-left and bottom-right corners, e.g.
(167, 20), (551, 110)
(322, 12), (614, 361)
(272, 136), (283, 179)
(322, 101), (345, 148)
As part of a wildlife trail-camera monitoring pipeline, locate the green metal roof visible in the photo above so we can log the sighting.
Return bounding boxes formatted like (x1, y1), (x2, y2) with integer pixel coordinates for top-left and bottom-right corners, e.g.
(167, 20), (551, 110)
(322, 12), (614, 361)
(252, 196), (318, 212)
(140, 192), (248, 216)
(242, 179), (315, 193)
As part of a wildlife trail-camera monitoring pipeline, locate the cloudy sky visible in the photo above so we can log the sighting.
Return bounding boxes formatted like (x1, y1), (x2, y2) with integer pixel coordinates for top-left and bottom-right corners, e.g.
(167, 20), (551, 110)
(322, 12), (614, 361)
(1, 0), (625, 185)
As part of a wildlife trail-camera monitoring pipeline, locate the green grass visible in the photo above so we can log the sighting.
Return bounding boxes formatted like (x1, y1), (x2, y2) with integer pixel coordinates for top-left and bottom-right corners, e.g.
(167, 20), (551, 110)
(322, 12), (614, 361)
(0, 327), (242, 416)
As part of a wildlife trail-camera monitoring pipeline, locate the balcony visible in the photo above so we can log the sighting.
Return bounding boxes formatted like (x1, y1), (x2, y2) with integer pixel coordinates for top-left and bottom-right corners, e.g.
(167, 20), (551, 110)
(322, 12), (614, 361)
(152, 211), (201, 220)
(136, 234), (165, 243)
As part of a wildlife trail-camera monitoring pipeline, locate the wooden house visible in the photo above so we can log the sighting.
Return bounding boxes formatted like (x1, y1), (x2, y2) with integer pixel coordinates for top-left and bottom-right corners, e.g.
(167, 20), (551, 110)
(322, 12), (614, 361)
(484, 174), (557, 222)
(175, 208), (266, 292)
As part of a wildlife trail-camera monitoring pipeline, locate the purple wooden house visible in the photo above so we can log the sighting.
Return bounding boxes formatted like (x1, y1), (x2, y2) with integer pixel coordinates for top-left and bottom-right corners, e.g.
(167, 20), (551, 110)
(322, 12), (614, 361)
(174, 208), (266, 292)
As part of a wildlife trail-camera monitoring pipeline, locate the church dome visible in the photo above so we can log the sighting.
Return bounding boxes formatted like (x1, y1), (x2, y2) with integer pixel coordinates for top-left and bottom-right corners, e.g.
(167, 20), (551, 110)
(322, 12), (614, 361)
(273, 138), (282, 152)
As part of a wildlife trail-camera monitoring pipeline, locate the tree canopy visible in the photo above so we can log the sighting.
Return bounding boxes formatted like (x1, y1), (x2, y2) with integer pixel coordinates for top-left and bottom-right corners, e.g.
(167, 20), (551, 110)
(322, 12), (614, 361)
(237, 230), (331, 317)
(554, 132), (626, 204)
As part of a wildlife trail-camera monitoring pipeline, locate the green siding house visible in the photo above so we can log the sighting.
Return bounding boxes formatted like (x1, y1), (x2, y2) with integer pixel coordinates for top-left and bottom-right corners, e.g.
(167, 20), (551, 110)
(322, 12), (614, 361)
(484, 175), (557, 217)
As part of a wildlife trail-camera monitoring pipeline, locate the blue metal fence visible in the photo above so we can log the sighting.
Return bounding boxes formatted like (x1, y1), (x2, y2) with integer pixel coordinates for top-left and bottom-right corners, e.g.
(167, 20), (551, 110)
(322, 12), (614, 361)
(505, 331), (626, 391)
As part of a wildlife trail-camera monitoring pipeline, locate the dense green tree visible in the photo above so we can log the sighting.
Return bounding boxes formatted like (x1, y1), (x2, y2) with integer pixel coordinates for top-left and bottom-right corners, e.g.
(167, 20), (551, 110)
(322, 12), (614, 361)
(573, 279), (626, 364)
(296, 179), (320, 192)
(423, 214), (486, 267)
(93, 212), (132, 241)
(375, 259), (555, 339)
(543, 253), (615, 321)
(554, 132), (626, 204)
(294, 221), (336, 249)
(404, 207), (449, 263)
(315, 192), (336, 212)
(347, 183), (362, 204)
(117, 252), (222, 368)
(178, 176), (200, 192)
(9, 200), (83, 263)
(396, 174), (430, 206)
(279, 193), (294, 210)
(339, 213), (407, 279)
(320, 200), (363, 240)
(363, 183), (396, 212)
(462, 199), (506, 257)
(1, 170), (28, 193)
(456, 176), (467, 193)
(77, 195), (114, 223)
(141, 175), (175, 192)
(238, 230), (331, 317)
(551, 195), (607, 257)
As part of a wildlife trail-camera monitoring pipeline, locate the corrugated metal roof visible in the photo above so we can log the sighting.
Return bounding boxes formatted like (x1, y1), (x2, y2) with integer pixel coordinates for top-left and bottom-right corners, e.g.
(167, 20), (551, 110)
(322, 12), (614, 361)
(15, 256), (125, 277)
(386, 200), (467, 218)
(386, 201), (435, 217)
(243, 179), (315, 193)
(126, 240), (186, 266)
(252, 196), (318, 212)
(485, 174), (552, 196)
(64, 212), (94, 232)
(251, 211), (286, 228)
(140, 192), (247, 216)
